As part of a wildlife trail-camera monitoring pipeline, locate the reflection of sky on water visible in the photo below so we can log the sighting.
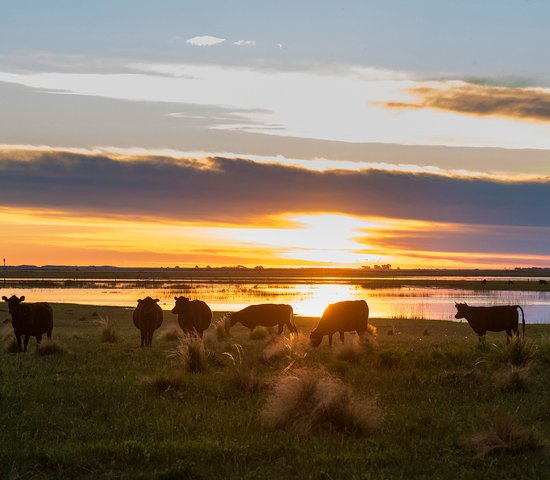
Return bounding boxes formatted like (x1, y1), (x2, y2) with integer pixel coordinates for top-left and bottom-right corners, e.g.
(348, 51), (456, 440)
(2, 282), (550, 323)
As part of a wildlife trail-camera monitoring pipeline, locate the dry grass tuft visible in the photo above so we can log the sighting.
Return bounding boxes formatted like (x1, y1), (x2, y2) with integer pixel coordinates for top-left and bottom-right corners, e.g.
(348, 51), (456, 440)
(171, 334), (208, 373)
(161, 326), (182, 342)
(489, 338), (536, 367)
(464, 416), (541, 457)
(36, 339), (66, 356)
(334, 336), (362, 363)
(206, 317), (231, 342)
(249, 326), (270, 341)
(495, 365), (530, 393)
(98, 316), (118, 343)
(261, 332), (310, 365)
(366, 324), (377, 337)
(4, 334), (19, 353)
(223, 344), (262, 393)
(262, 367), (382, 436)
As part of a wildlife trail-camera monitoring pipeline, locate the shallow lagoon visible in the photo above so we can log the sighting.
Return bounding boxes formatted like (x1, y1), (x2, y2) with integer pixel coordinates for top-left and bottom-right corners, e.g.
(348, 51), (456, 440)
(3, 279), (550, 323)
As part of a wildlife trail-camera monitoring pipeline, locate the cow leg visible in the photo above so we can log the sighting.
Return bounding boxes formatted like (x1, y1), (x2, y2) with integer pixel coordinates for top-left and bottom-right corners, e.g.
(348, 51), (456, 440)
(47, 329), (52, 340)
(149, 330), (153, 346)
(15, 334), (22, 352)
(23, 335), (30, 352)
(506, 330), (512, 343)
(339, 331), (345, 343)
(140, 331), (145, 347)
(36, 334), (42, 345)
(357, 329), (366, 343)
(328, 333), (333, 347)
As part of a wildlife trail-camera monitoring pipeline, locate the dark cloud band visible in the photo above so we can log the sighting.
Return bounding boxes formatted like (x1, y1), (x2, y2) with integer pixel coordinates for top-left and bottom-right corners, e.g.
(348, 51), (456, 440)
(0, 149), (549, 227)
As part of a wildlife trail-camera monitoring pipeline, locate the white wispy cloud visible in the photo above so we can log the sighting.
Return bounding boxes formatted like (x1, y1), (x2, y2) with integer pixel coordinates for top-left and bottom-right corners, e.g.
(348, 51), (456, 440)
(234, 40), (256, 47)
(186, 35), (225, 47)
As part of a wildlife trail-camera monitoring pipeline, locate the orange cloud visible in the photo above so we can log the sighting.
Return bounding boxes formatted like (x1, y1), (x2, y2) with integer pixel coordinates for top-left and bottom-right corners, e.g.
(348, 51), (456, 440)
(381, 82), (550, 123)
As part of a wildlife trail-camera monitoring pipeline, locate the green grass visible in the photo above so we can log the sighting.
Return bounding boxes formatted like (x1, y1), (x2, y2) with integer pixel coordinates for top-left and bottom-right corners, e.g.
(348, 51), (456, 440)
(0, 303), (549, 479)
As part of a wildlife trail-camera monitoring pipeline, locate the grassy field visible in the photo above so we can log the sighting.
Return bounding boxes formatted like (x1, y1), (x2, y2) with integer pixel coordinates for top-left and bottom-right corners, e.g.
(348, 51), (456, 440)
(1, 303), (549, 479)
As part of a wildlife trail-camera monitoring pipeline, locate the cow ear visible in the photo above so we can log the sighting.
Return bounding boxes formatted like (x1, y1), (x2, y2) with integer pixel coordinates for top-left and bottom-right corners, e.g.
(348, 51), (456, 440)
(174, 296), (178, 301)
(20, 296), (25, 302)
(154, 298), (160, 302)
(2, 296), (7, 301)
(137, 299), (143, 303)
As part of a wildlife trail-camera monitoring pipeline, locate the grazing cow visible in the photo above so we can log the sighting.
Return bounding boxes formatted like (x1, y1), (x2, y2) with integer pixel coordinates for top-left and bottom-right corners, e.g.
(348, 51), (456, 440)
(133, 297), (163, 347)
(171, 296), (212, 338)
(227, 304), (296, 334)
(454, 302), (525, 342)
(310, 300), (369, 347)
(2, 295), (53, 352)
(481, 279), (487, 285)
(539, 279), (548, 285)
(508, 280), (514, 285)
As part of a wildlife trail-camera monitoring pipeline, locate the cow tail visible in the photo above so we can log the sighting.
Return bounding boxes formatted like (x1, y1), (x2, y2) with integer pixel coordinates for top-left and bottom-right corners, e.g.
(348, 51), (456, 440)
(520, 306), (526, 337)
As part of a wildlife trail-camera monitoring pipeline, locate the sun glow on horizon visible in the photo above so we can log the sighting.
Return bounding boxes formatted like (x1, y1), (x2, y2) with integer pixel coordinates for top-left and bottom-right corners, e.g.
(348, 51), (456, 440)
(1, 205), (547, 269)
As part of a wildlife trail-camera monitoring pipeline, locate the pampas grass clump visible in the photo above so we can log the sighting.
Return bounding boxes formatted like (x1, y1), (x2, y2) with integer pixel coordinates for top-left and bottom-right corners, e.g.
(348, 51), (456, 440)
(262, 368), (382, 436)
(261, 333), (310, 364)
(334, 337), (362, 363)
(172, 334), (208, 373)
(249, 326), (270, 340)
(36, 339), (66, 356)
(464, 416), (540, 457)
(490, 338), (536, 367)
(98, 316), (118, 343)
(495, 365), (530, 393)
(224, 344), (262, 393)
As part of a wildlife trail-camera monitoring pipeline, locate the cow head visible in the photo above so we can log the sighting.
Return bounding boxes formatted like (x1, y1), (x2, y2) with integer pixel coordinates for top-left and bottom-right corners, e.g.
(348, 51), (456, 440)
(309, 329), (322, 347)
(171, 296), (190, 314)
(2, 295), (25, 314)
(137, 296), (160, 313)
(454, 302), (469, 319)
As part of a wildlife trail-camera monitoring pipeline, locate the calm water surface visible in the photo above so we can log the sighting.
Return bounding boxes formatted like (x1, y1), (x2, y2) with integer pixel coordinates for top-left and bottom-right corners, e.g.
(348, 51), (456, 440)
(3, 280), (550, 323)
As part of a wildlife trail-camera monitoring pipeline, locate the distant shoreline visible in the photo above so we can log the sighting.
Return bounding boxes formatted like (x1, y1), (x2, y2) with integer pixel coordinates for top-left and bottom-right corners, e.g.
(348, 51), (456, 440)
(1, 266), (549, 281)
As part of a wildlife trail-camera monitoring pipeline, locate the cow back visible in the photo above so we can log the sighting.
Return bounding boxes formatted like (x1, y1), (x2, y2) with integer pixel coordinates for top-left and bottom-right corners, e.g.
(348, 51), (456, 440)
(233, 304), (292, 328)
(317, 300), (369, 334)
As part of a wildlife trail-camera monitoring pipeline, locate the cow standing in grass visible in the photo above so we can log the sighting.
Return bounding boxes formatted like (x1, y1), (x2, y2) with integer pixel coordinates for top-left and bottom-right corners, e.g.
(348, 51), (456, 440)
(133, 297), (163, 347)
(454, 302), (525, 342)
(310, 300), (369, 347)
(2, 295), (53, 352)
(228, 304), (296, 334)
(171, 296), (212, 338)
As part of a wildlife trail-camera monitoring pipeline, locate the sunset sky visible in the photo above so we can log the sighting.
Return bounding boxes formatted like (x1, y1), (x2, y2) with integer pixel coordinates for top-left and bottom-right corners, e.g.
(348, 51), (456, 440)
(1, 1), (550, 268)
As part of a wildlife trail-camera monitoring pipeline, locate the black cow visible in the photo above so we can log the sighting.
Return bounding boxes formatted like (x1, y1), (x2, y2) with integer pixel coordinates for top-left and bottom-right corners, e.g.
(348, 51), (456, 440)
(171, 296), (212, 338)
(133, 297), (163, 347)
(310, 300), (369, 347)
(2, 295), (53, 352)
(227, 303), (296, 334)
(454, 302), (525, 342)
(539, 279), (548, 285)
